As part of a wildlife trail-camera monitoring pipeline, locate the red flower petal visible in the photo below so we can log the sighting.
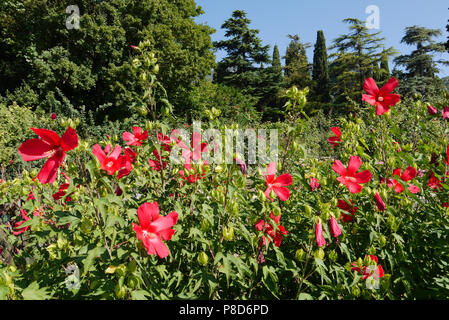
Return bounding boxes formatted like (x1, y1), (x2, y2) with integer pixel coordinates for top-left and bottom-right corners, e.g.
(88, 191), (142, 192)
(37, 153), (65, 184)
(31, 128), (60, 146)
(332, 160), (347, 176)
(347, 180), (363, 194)
(273, 173), (293, 187)
(137, 202), (159, 229)
(18, 139), (54, 161)
(363, 78), (379, 96)
(401, 166), (417, 182)
(274, 186), (290, 201)
(381, 93), (401, 107)
(60, 127), (78, 151)
(379, 77), (399, 94)
(355, 170), (372, 184)
(347, 156), (362, 175)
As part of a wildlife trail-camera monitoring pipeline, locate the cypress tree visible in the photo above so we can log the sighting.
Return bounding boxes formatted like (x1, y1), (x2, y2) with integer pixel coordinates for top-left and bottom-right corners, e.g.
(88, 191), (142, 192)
(311, 30), (330, 102)
(272, 44), (282, 79)
(283, 34), (311, 89)
(379, 52), (391, 82)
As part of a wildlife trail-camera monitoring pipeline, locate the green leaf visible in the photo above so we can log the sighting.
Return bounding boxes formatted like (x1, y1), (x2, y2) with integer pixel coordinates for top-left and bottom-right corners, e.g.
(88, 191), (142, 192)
(131, 290), (150, 300)
(21, 282), (52, 300)
(82, 247), (107, 276)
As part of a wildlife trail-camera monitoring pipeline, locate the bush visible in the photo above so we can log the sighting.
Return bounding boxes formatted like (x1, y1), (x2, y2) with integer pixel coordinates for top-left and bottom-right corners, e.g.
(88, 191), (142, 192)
(1, 79), (449, 300)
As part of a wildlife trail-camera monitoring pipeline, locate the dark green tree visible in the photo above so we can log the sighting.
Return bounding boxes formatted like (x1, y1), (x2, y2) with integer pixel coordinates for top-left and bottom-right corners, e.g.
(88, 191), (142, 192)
(283, 34), (311, 89)
(394, 26), (448, 78)
(393, 26), (448, 99)
(257, 44), (285, 120)
(213, 10), (270, 96)
(0, 0), (215, 120)
(272, 44), (283, 80)
(311, 30), (330, 103)
(446, 14), (449, 52)
(329, 18), (396, 107)
(379, 52), (391, 81)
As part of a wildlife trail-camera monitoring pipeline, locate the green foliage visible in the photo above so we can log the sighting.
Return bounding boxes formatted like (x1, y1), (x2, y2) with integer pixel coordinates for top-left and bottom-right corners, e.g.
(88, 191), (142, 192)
(0, 103), (52, 171)
(283, 35), (311, 90)
(213, 10), (271, 97)
(329, 18), (396, 107)
(311, 31), (330, 104)
(187, 80), (260, 125)
(1, 76), (449, 300)
(0, 0), (215, 120)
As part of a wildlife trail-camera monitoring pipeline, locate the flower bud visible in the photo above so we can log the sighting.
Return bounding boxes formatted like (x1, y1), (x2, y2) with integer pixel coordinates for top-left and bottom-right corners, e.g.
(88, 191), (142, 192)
(127, 275), (139, 289)
(378, 235), (387, 247)
(222, 226), (234, 241)
(352, 286), (361, 297)
(295, 249), (305, 262)
(114, 283), (126, 299)
(116, 264), (127, 277)
(329, 250), (338, 262)
(304, 204), (313, 216)
(200, 218), (211, 232)
(197, 252), (209, 266)
(314, 248), (325, 260)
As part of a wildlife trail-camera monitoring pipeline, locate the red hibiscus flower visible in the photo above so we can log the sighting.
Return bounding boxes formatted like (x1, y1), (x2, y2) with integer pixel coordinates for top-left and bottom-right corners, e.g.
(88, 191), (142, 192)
(116, 147), (136, 180)
(332, 156), (372, 194)
(337, 199), (358, 222)
(374, 193), (386, 212)
(329, 215), (342, 238)
(315, 218), (326, 247)
(427, 105), (438, 115)
(264, 162), (293, 201)
(132, 202), (178, 258)
(442, 106), (449, 119)
(122, 126), (148, 146)
(148, 149), (167, 171)
(158, 132), (173, 152)
(428, 171), (443, 190)
(13, 210), (31, 236)
(386, 167), (419, 194)
(52, 183), (70, 201)
(362, 77), (401, 115)
(255, 212), (288, 247)
(92, 144), (123, 175)
(27, 191), (35, 201)
(179, 132), (208, 165)
(18, 127), (79, 184)
(328, 127), (342, 149)
(179, 162), (208, 184)
(351, 255), (385, 280)
(310, 177), (321, 191)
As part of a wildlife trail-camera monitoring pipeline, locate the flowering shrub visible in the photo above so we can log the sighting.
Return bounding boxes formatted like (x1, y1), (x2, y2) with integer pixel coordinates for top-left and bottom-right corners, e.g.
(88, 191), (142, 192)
(1, 76), (449, 300)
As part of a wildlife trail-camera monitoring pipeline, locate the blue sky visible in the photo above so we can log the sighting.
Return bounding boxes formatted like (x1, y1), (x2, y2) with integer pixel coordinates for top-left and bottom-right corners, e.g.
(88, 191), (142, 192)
(195, 0), (449, 78)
